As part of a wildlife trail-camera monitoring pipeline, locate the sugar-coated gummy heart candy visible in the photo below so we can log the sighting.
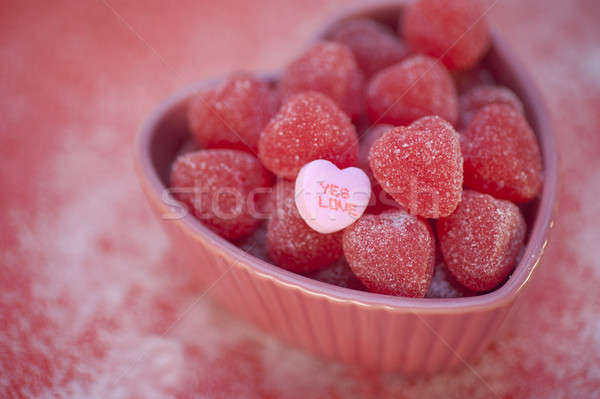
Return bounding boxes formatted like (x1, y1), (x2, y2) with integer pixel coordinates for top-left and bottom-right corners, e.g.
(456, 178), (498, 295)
(461, 104), (543, 203)
(258, 91), (359, 180)
(329, 18), (408, 78)
(437, 190), (526, 292)
(458, 85), (524, 128)
(267, 181), (343, 273)
(369, 116), (463, 218)
(308, 258), (366, 290)
(357, 124), (400, 212)
(170, 149), (272, 240)
(426, 262), (474, 298)
(278, 41), (364, 119)
(343, 209), (435, 297)
(402, 0), (490, 70)
(188, 72), (279, 153)
(366, 55), (458, 126)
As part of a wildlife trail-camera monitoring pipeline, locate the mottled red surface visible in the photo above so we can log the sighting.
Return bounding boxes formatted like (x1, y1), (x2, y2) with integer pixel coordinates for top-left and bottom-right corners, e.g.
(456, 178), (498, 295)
(328, 18), (408, 78)
(278, 41), (365, 120)
(188, 72), (279, 154)
(267, 181), (344, 273)
(1, 0), (599, 397)
(366, 54), (458, 126)
(461, 104), (543, 203)
(170, 149), (272, 240)
(259, 91), (358, 180)
(369, 116), (463, 218)
(437, 190), (526, 292)
(343, 209), (435, 297)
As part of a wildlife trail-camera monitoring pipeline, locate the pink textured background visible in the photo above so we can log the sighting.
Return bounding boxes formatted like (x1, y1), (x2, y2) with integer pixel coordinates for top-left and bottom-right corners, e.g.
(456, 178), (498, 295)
(1, 0), (599, 397)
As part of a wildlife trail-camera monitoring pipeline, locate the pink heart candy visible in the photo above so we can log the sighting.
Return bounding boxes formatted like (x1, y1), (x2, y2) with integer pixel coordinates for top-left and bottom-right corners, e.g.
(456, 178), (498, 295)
(295, 160), (371, 234)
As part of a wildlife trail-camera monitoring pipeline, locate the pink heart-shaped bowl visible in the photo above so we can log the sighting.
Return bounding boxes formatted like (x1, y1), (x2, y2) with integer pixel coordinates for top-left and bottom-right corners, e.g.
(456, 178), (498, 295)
(134, 1), (557, 374)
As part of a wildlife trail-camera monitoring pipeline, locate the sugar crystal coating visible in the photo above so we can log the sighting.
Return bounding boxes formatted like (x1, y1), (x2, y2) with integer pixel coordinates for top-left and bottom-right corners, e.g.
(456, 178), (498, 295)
(258, 91), (359, 180)
(437, 190), (526, 292)
(170, 149), (273, 240)
(366, 55), (458, 126)
(369, 116), (463, 218)
(402, 0), (490, 70)
(329, 18), (408, 78)
(343, 209), (435, 297)
(188, 72), (279, 153)
(461, 104), (543, 202)
(307, 258), (366, 290)
(358, 124), (400, 212)
(267, 181), (343, 273)
(278, 41), (364, 119)
(426, 261), (474, 298)
(459, 85), (524, 128)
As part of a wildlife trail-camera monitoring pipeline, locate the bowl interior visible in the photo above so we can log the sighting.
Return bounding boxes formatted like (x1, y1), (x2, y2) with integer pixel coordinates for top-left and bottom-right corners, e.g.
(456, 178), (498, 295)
(136, 3), (557, 313)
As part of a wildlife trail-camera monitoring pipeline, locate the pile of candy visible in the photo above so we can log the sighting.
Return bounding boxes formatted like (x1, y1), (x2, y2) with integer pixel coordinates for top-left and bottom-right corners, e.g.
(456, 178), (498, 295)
(169, 0), (543, 298)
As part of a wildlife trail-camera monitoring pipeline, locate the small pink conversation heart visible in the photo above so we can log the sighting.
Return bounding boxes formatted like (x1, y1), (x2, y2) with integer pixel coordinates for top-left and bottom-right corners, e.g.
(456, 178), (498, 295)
(295, 160), (371, 234)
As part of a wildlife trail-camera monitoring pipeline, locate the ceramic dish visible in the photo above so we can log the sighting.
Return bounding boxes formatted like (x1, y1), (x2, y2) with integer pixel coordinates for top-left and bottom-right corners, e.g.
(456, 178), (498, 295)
(134, 1), (557, 373)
